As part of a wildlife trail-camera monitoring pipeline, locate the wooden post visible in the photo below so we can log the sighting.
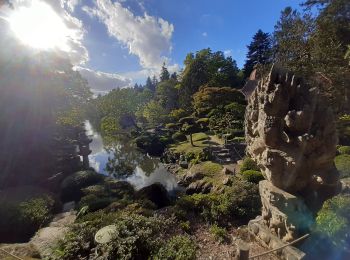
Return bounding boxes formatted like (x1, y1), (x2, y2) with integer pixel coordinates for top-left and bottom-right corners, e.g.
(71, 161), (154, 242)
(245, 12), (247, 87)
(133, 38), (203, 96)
(236, 239), (250, 260)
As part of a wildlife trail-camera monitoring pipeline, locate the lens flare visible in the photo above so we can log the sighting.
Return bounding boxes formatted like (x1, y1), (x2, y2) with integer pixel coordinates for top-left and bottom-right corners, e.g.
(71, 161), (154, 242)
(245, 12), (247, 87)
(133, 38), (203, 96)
(8, 0), (71, 50)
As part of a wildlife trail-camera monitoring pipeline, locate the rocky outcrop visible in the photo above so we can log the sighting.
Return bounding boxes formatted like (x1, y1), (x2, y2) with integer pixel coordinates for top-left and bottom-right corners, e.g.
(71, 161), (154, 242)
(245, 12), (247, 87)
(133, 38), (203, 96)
(245, 65), (341, 259)
(245, 65), (341, 198)
(259, 181), (312, 242)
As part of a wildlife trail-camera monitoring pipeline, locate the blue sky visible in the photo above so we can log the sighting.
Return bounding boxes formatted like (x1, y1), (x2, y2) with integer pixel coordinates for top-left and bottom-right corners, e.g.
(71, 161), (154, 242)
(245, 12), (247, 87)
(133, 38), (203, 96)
(3, 0), (305, 93)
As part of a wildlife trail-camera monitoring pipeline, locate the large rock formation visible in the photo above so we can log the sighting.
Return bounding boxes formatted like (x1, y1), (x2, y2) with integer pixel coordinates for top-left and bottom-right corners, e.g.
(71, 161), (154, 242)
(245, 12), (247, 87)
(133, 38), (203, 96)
(245, 65), (341, 259)
(245, 65), (340, 199)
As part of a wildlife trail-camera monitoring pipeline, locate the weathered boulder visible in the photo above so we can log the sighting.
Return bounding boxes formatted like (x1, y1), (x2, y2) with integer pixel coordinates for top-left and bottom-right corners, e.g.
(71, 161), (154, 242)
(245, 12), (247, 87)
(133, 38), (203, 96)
(136, 183), (170, 208)
(186, 180), (213, 195)
(61, 170), (103, 202)
(178, 170), (204, 186)
(259, 181), (312, 242)
(245, 65), (340, 198)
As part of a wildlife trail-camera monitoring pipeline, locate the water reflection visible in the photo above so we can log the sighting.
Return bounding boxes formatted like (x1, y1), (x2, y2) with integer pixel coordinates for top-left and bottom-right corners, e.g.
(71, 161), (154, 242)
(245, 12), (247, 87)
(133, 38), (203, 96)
(84, 121), (178, 191)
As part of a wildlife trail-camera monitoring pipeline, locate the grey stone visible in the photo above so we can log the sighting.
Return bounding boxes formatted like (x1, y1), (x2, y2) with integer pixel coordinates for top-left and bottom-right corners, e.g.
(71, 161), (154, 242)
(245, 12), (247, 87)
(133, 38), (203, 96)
(245, 65), (340, 195)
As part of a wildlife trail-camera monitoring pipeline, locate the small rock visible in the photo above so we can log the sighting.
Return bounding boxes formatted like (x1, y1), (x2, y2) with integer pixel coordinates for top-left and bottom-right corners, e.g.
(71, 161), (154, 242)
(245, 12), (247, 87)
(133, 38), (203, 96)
(222, 177), (232, 186)
(222, 167), (234, 175)
(62, 201), (75, 212)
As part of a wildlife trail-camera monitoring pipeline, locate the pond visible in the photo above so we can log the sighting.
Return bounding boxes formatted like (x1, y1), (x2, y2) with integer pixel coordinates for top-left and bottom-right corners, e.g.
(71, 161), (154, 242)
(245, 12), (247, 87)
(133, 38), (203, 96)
(84, 121), (179, 192)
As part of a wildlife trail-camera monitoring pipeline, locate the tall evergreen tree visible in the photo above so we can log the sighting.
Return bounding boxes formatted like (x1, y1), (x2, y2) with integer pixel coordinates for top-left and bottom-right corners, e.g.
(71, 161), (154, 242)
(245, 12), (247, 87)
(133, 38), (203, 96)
(170, 72), (178, 81)
(243, 29), (272, 78)
(145, 76), (155, 93)
(273, 7), (313, 77)
(160, 63), (170, 82)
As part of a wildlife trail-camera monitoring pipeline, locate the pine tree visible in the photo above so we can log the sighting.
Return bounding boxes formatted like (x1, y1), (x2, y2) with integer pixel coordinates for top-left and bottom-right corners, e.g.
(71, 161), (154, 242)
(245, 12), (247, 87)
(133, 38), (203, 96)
(145, 77), (155, 93)
(160, 63), (170, 82)
(170, 72), (178, 81)
(273, 7), (313, 77)
(243, 29), (272, 78)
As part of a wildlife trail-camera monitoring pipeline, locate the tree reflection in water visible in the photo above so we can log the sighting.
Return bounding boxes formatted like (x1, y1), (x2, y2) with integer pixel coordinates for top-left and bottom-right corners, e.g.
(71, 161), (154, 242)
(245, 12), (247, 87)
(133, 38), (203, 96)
(102, 135), (159, 178)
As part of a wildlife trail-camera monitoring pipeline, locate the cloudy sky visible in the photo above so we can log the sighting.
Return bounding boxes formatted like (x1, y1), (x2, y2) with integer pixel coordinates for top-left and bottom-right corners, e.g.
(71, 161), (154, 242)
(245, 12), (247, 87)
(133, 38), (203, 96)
(1, 0), (303, 94)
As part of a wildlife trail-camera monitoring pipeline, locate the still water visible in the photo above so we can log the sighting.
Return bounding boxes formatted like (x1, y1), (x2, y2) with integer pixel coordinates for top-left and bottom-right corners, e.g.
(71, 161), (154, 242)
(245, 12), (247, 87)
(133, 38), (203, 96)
(84, 121), (178, 192)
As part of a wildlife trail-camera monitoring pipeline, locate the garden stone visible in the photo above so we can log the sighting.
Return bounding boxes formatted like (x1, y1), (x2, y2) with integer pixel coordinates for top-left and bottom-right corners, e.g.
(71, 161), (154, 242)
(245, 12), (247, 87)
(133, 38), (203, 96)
(245, 65), (341, 198)
(136, 183), (170, 208)
(245, 65), (341, 259)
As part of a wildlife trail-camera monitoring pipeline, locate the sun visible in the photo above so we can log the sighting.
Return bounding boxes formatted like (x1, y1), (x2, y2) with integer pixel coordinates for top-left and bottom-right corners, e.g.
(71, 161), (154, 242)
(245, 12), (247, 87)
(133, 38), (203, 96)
(8, 0), (71, 50)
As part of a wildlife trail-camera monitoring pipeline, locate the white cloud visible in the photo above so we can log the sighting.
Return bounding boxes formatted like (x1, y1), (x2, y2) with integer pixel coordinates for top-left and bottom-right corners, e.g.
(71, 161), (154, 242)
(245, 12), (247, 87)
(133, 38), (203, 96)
(77, 67), (132, 94)
(83, 0), (174, 70)
(202, 32), (208, 37)
(224, 49), (232, 57)
(62, 0), (81, 12)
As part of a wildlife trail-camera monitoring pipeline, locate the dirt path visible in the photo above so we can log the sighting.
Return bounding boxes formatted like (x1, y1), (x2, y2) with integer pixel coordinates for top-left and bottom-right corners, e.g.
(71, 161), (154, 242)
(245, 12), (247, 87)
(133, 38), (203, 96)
(30, 211), (76, 258)
(0, 210), (76, 260)
(193, 224), (280, 260)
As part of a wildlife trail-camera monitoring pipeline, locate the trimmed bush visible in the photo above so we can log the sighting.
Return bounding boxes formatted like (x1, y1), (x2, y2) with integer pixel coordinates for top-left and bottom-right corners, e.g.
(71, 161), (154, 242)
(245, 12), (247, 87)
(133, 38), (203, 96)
(335, 154), (350, 178)
(241, 170), (265, 183)
(0, 195), (55, 243)
(192, 132), (209, 141)
(338, 146), (350, 155)
(153, 235), (197, 260)
(316, 195), (350, 249)
(176, 179), (261, 225)
(165, 123), (178, 130)
(135, 134), (166, 156)
(78, 194), (114, 212)
(240, 157), (260, 173)
(61, 170), (103, 202)
(172, 131), (187, 142)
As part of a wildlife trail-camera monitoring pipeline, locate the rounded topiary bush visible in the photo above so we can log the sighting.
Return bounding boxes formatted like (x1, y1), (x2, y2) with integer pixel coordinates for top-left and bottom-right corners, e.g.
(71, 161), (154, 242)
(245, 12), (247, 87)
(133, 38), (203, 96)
(135, 134), (166, 156)
(338, 146), (350, 155)
(335, 154), (350, 178)
(61, 170), (103, 202)
(240, 157), (260, 173)
(241, 170), (264, 183)
(172, 132), (187, 142)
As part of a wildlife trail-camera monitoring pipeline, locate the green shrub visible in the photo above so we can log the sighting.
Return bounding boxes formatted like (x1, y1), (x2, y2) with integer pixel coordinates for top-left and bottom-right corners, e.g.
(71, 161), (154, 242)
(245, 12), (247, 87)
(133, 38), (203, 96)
(179, 117), (196, 124)
(153, 235), (197, 260)
(61, 170), (103, 202)
(78, 194), (114, 212)
(316, 195), (350, 249)
(334, 154), (350, 178)
(240, 157), (259, 173)
(0, 195), (55, 243)
(135, 134), (166, 156)
(169, 109), (187, 121)
(176, 179), (261, 225)
(52, 212), (175, 260)
(241, 170), (264, 183)
(160, 135), (174, 145)
(210, 224), (228, 243)
(338, 146), (350, 155)
(165, 123), (178, 130)
(179, 221), (191, 233)
(172, 132), (187, 142)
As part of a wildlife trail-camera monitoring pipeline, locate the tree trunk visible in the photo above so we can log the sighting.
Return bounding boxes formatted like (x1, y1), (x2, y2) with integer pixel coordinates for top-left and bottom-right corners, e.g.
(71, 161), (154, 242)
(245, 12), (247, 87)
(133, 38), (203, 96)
(190, 134), (194, 146)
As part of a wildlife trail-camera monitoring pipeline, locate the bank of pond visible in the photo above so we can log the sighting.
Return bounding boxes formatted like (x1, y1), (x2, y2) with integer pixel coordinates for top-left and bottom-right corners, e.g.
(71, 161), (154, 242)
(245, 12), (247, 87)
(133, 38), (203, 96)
(1, 121), (350, 259)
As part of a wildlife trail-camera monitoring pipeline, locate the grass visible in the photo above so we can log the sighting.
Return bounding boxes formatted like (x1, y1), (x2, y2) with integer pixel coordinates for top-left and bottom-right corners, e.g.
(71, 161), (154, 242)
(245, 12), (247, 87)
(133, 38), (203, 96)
(192, 132), (209, 141)
(170, 132), (210, 156)
(335, 154), (350, 178)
